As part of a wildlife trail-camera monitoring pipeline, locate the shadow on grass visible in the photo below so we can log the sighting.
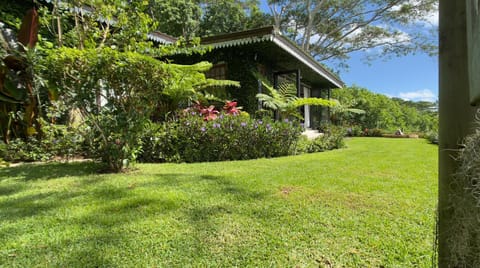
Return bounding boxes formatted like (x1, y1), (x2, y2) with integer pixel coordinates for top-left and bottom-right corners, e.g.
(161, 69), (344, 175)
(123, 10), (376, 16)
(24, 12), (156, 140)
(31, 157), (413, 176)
(58, 234), (118, 268)
(0, 191), (85, 221)
(0, 172), (272, 266)
(0, 183), (25, 196)
(141, 174), (267, 202)
(0, 162), (99, 181)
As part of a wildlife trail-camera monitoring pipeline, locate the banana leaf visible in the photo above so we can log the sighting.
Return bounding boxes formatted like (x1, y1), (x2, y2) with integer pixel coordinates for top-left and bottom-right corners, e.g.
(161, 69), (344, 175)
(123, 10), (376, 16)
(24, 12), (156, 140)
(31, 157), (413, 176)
(18, 8), (39, 49)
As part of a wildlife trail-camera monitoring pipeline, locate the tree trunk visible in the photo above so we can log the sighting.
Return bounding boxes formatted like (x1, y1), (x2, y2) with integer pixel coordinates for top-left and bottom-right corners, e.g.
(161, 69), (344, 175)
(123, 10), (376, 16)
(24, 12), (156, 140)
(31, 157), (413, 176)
(54, 0), (63, 47)
(438, 0), (477, 266)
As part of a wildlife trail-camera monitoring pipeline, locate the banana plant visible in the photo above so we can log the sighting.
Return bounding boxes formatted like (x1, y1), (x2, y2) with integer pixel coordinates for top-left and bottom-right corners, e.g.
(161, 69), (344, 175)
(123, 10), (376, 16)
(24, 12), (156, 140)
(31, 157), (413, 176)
(0, 7), (40, 143)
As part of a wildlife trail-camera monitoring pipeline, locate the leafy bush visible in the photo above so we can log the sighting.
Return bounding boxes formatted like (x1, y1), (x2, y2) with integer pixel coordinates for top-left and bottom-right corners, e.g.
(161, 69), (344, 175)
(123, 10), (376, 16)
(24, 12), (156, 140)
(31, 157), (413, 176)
(1, 138), (52, 162)
(0, 121), (85, 162)
(362, 128), (383, 137)
(296, 125), (346, 154)
(254, 109), (273, 119)
(139, 113), (303, 163)
(138, 122), (181, 163)
(426, 131), (438, 144)
(44, 48), (239, 172)
(322, 125), (347, 149)
(345, 125), (363, 137)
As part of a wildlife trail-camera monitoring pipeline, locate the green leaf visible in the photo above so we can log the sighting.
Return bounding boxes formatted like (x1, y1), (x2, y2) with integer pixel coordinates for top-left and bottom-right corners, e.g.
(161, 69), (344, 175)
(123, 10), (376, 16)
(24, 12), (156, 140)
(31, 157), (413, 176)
(1, 78), (25, 101)
(0, 91), (22, 103)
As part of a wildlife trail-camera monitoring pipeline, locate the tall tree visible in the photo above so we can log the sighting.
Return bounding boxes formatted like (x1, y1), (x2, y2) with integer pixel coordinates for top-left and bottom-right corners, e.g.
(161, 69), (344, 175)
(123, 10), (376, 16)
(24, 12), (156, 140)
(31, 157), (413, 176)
(147, 0), (202, 39)
(269, 0), (438, 67)
(199, 0), (272, 36)
(147, 0), (272, 38)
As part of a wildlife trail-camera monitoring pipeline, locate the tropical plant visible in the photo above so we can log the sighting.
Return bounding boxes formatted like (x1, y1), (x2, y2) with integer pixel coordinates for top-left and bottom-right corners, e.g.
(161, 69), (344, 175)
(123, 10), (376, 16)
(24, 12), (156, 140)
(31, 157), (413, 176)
(256, 80), (337, 119)
(158, 62), (240, 118)
(0, 7), (42, 143)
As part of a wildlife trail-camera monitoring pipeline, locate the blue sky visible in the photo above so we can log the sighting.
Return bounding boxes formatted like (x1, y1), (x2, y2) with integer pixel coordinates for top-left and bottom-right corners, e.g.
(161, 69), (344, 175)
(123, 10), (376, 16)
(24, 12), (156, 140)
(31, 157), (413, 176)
(338, 52), (438, 102)
(259, 1), (439, 102)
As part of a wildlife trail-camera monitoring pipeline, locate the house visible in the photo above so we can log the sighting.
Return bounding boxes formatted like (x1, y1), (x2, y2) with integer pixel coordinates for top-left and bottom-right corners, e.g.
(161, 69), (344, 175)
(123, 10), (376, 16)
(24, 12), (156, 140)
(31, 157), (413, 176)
(162, 26), (344, 129)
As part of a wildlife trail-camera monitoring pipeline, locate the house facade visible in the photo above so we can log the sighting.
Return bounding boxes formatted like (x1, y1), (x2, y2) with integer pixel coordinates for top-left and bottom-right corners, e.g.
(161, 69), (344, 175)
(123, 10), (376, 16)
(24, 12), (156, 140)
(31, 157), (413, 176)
(164, 26), (344, 129)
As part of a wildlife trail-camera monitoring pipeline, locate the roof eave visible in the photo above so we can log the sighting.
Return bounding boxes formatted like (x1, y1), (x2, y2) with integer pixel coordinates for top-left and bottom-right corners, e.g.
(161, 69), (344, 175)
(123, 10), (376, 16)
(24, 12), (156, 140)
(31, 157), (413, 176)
(272, 35), (345, 88)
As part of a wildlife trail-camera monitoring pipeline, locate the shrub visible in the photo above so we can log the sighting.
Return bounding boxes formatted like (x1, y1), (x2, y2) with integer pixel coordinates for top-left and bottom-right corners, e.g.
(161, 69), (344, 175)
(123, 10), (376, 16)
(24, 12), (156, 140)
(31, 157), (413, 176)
(139, 113), (303, 163)
(296, 125), (346, 154)
(346, 125), (363, 137)
(82, 113), (146, 172)
(138, 121), (181, 163)
(40, 119), (86, 160)
(0, 122), (85, 162)
(362, 128), (383, 137)
(426, 131), (438, 144)
(322, 125), (347, 149)
(1, 137), (52, 162)
(254, 109), (273, 119)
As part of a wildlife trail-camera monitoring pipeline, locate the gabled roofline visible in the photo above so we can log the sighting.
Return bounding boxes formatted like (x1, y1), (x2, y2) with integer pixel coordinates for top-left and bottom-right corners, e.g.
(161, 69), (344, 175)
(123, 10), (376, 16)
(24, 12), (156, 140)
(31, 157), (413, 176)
(271, 33), (345, 88)
(200, 26), (345, 88)
(148, 31), (177, 44)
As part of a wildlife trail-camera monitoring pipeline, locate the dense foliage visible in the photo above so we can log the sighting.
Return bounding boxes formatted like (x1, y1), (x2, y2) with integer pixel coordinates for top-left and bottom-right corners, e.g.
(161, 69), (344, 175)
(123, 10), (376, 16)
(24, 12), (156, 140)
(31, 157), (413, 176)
(0, 1), (239, 171)
(148, 0), (272, 38)
(296, 125), (346, 154)
(139, 112), (303, 163)
(332, 86), (438, 134)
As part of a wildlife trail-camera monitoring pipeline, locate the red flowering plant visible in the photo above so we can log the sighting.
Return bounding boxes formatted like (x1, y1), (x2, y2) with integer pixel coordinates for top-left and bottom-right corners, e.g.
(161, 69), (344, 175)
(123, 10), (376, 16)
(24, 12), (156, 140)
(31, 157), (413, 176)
(183, 101), (219, 121)
(199, 105), (219, 121)
(183, 100), (241, 121)
(223, 101), (241, 115)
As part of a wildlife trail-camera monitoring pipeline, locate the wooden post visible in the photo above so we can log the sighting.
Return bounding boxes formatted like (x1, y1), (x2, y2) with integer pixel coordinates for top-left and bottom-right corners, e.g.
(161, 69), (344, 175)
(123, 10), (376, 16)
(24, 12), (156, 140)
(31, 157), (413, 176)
(438, 0), (477, 265)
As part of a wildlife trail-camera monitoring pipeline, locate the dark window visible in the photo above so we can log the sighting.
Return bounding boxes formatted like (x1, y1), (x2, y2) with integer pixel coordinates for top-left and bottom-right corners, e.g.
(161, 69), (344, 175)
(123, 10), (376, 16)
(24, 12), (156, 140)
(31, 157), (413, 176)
(206, 62), (227, 80)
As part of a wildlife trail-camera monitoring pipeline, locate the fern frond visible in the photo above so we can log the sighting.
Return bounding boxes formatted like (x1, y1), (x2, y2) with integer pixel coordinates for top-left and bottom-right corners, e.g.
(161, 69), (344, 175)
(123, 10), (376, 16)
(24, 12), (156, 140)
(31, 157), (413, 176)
(291, 97), (338, 108)
(277, 82), (297, 99)
(168, 61), (213, 73)
(256, 93), (282, 110)
(201, 79), (240, 88)
(346, 108), (366, 114)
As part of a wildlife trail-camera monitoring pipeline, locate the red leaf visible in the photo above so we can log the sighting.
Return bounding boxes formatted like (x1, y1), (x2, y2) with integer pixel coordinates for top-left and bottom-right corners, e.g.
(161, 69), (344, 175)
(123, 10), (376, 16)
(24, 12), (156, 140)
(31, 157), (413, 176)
(18, 8), (39, 49)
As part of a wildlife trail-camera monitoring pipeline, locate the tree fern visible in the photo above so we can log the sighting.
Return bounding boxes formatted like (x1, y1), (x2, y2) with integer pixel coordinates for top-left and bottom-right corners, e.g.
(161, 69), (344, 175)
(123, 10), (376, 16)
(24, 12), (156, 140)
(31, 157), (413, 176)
(255, 73), (337, 119)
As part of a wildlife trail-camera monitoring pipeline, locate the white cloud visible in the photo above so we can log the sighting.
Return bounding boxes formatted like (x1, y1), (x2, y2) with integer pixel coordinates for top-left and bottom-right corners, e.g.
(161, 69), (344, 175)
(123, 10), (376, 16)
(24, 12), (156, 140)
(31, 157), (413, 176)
(422, 8), (439, 27)
(391, 0), (439, 27)
(398, 89), (437, 102)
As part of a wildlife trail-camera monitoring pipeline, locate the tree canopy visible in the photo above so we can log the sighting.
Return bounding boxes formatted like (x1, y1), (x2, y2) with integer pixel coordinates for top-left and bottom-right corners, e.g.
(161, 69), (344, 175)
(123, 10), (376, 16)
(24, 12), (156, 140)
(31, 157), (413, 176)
(148, 0), (272, 39)
(268, 0), (438, 67)
(332, 86), (438, 133)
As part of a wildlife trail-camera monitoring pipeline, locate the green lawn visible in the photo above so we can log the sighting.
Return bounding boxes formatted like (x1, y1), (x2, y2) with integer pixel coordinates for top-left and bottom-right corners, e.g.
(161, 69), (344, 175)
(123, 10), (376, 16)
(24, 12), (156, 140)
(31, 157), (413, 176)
(0, 138), (438, 267)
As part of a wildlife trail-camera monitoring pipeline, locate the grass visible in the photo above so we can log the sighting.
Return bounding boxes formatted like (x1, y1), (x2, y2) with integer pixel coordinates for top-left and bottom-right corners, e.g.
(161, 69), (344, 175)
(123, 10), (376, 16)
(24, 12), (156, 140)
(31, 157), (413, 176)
(0, 138), (438, 267)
